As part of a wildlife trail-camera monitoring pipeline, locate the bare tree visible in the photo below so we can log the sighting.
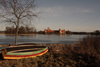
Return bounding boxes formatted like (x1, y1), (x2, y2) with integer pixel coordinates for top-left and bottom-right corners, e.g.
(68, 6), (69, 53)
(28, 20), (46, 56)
(0, 0), (37, 45)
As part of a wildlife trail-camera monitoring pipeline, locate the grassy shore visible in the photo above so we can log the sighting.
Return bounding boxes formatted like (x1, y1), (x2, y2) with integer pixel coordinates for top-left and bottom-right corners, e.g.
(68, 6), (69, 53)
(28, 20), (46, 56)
(0, 36), (100, 67)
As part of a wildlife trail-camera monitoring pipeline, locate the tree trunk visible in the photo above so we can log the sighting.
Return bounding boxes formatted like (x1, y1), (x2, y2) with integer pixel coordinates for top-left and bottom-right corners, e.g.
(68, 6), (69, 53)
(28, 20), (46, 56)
(15, 19), (20, 45)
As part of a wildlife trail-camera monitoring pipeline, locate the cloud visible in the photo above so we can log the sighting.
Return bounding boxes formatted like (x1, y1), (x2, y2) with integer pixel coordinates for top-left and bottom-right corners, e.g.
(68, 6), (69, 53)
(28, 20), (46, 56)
(36, 6), (70, 17)
(35, 6), (63, 16)
(82, 9), (94, 13)
(35, 5), (95, 18)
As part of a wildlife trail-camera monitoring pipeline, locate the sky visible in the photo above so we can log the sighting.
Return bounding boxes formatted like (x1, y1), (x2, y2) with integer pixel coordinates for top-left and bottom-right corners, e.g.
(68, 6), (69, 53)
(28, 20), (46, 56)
(0, 0), (100, 32)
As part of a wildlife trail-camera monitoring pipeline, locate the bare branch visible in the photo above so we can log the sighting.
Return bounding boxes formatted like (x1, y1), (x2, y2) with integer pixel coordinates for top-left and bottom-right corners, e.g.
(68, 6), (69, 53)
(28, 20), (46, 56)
(0, 0), (37, 26)
(0, 0), (38, 45)
(19, 0), (35, 18)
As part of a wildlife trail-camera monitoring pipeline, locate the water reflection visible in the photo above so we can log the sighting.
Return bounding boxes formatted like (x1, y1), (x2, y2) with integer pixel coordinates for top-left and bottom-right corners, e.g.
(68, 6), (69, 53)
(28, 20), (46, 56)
(59, 34), (66, 37)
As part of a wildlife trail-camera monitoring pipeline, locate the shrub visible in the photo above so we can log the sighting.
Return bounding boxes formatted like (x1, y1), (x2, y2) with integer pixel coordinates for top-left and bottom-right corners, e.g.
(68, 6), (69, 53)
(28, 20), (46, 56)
(73, 36), (100, 67)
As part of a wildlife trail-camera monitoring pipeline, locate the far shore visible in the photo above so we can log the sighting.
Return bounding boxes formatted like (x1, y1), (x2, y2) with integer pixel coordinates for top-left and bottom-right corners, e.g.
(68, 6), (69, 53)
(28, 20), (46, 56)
(0, 33), (67, 35)
(0, 33), (39, 35)
(0, 33), (92, 35)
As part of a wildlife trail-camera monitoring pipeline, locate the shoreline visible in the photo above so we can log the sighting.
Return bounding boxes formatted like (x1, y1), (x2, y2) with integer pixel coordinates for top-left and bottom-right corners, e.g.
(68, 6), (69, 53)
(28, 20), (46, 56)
(0, 33), (39, 35)
(0, 43), (77, 46)
(0, 33), (91, 35)
(0, 33), (55, 35)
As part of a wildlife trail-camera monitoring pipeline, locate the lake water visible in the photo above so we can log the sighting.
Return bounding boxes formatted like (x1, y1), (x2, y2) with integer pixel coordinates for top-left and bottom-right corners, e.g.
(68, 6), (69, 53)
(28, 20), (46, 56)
(0, 34), (89, 53)
(0, 34), (88, 45)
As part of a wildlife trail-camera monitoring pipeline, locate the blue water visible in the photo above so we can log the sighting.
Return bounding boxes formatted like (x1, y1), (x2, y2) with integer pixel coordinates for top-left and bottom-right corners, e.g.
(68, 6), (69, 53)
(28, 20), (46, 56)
(0, 34), (87, 45)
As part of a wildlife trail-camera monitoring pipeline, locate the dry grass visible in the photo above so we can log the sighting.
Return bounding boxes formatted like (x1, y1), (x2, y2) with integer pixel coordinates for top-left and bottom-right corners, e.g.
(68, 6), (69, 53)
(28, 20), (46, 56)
(72, 36), (100, 67)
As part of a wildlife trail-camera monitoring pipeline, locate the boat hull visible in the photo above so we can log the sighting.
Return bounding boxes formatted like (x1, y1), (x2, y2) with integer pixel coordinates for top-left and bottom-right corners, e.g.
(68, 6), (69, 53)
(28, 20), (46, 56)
(2, 44), (48, 59)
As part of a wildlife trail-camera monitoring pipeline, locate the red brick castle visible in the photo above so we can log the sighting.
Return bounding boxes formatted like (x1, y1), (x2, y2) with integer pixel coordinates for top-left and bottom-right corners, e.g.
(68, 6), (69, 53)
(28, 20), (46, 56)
(44, 27), (66, 34)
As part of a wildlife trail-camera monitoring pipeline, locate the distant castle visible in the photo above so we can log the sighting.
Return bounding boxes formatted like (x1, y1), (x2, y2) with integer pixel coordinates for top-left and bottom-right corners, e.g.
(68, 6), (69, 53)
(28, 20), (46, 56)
(44, 27), (54, 34)
(44, 27), (66, 34)
(59, 28), (66, 34)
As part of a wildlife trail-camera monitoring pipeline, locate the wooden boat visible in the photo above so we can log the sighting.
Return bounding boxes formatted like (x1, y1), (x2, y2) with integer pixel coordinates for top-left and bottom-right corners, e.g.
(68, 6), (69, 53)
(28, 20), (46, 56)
(1, 43), (48, 59)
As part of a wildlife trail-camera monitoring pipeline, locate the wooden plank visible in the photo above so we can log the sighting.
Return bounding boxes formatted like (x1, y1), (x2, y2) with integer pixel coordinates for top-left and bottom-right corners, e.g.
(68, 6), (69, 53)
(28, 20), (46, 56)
(1, 49), (7, 58)
(0, 44), (15, 48)
(0, 45), (10, 47)
(6, 46), (46, 52)
(0, 45), (2, 47)
(8, 45), (44, 48)
(8, 48), (44, 53)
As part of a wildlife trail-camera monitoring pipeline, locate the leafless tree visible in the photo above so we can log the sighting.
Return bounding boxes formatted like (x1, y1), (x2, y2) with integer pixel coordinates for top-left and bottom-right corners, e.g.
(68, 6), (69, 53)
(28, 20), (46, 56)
(0, 0), (37, 45)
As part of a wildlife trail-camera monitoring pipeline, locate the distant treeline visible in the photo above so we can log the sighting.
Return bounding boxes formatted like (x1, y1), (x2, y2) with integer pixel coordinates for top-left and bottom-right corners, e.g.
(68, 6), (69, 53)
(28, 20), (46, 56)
(66, 30), (100, 35)
(5, 26), (37, 34)
(38, 30), (100, 35)
(72, 30), (100, 35)
(0, 31), (5, 33)
(0, 28), (100, 35)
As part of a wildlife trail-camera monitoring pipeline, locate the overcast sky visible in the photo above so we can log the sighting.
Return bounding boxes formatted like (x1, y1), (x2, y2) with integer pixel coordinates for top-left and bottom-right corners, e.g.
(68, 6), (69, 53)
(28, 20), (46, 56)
(34, 0), (100, 32)
(0, 0), (100, 32)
